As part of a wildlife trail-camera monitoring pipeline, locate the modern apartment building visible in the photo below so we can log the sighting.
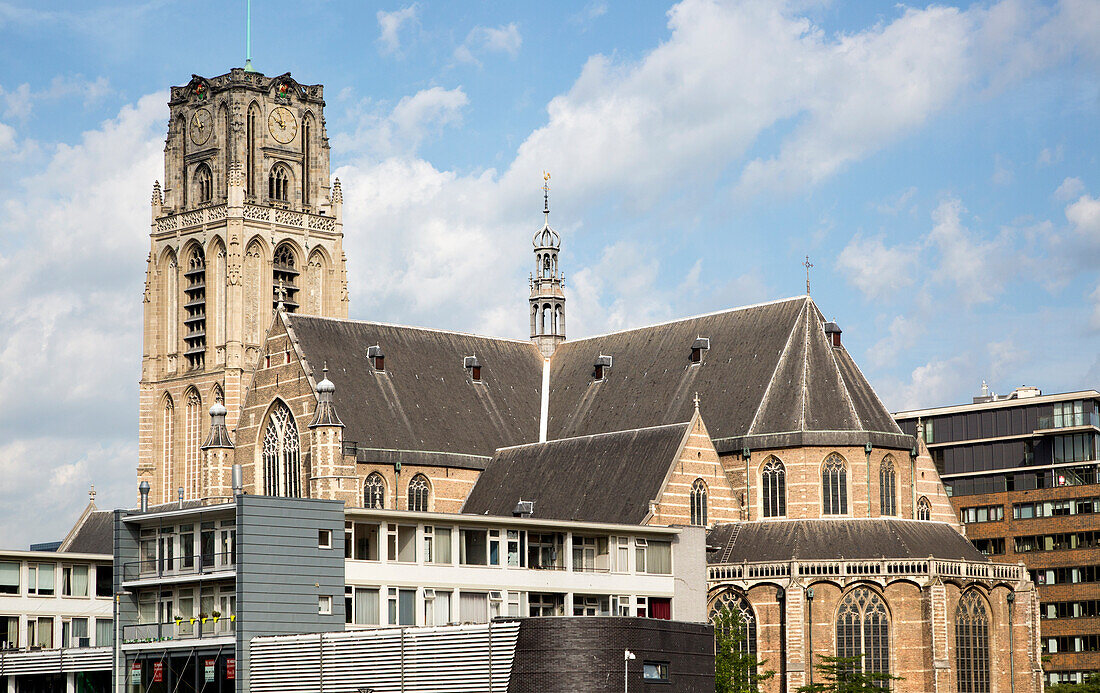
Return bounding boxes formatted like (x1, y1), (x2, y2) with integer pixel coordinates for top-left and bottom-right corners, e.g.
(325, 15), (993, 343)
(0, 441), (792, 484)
(895, 387), (1100, 685)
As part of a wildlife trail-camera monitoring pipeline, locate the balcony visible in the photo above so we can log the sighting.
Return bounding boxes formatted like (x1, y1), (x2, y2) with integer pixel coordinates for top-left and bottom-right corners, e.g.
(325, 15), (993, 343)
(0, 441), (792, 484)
(1037, 411), (1100, 432)
(123, 551), (234, 583)
(122, 616), (235, 645)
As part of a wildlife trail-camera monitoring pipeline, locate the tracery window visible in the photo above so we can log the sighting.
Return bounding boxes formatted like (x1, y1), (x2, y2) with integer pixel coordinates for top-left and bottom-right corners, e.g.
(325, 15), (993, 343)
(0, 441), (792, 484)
(836, 587), (890, 676)
(194, 163), (213, 203)
(955, 592), (990, 693)
(269, 163), (290, 202)
(407, 475), (430, 512)
(184, 390), (202, 500)
(364, 473), (386, 509)
(822, 454), (848, 515)
(262, 401), (301, 498)
(709, 590), (757, 671)
(183, 246), (206, 370)
(917, 496), (932, 521)
(272, 242), (299, 312)
(161, 395), (174, 502)
(762, 457), (786, 518)
(690, 479), (708, 526)
(880, 456), (897, 517)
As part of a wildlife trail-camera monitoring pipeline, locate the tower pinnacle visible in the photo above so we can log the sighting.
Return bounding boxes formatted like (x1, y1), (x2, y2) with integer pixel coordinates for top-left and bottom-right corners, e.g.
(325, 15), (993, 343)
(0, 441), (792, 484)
(530, 172), (565, 358)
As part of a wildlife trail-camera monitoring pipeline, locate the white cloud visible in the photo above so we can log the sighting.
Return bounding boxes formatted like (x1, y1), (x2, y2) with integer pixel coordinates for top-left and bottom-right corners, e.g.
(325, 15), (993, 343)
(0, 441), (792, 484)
(1054, 176), (1085, 201)
(873, 186), (917, 215)
(991, 154), (1014, 186)
(1, 75), (114, 121)
(836, 233), (918, 300)
(377, 4), (418, 55)
(333, 86), (469, 157)
(1091, 284), (1100, 330)
(927, 198), (1008, 305)
(1037, 144), (1063, 167)
(1065, 192), (1100, 245)
(867, 314), (923, 370)
(455, 23), (522, 65)
(570, 2), (608, 27)
(880, 356), (972, 411)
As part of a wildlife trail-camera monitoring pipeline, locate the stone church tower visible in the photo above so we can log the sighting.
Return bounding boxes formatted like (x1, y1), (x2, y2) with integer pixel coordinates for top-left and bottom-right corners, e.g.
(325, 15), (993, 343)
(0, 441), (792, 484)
(138, 68), (349, 504)
(529, 175), (565, 357)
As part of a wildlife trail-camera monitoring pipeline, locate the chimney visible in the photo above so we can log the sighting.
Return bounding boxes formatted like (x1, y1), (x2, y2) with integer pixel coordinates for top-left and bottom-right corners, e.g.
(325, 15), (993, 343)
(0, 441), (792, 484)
(138, 481), (150, 513)
(513, 500), (534, 518)
(824, 322), (842, 347)
(232, 464), (243, 496)
(178, 487), (184, 509)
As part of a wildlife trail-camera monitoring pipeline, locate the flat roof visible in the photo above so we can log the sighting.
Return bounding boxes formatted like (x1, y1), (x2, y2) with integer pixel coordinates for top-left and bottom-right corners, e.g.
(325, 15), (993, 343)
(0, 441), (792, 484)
(893, 389), (1100, 419)
(0, 548), (111, 561)
(345, 507), (683, 534)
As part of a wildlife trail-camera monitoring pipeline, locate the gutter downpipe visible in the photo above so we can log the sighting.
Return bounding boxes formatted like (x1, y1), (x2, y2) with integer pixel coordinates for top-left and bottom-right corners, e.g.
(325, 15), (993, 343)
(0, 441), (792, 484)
(777, 586), (786, 693)
(806, 586), (815, 686)
(1008, 592), (1015, 693)
(865, 442), (873, 516)
(742, 448), (751, 521)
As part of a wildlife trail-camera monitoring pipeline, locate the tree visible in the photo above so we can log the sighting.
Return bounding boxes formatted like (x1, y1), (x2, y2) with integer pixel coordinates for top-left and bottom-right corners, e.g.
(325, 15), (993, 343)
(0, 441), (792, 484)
(796, 654), (901, 693)
(1048, 674), (1100, 693)
(714, 606), (774, 693)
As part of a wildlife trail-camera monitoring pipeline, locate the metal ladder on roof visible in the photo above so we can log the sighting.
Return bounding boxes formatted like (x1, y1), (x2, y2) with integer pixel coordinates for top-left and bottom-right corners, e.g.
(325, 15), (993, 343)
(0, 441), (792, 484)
(720, 523), (742, 565)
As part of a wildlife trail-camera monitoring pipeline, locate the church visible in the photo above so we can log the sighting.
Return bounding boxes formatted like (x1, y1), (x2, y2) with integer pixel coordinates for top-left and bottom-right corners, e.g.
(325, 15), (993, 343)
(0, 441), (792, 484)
(135, 67), (1042, 693)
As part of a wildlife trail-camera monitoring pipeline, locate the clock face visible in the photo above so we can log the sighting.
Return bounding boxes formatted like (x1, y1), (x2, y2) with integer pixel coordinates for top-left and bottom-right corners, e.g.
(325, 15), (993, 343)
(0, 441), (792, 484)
(268, 106), (297, 144)
(189, 108), (212, 145)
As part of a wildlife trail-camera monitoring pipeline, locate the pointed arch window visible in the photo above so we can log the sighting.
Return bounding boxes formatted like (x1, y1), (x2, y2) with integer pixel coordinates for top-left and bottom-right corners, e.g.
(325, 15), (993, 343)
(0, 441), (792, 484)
(955, 592), (990, 693)
(183, 246), (206, 370)
(709, 590), (757, 675)
(185, 390), (201, 500)
(880, 456), (897, 517)
(836, 587), (890, 676)
(762, 457), (786, 518)
(690, 479), (708, 526)
(269, 163), (290, 202)
(194, 163), (213, 203)
(262, 401), (301, 498)
(364, 473), (386, 509)
(822, 454), (848, 515)
(407, 474), (430, 512)
(272, 243), (299, 313)
(917, 496), (932, 521)
(161, 395), (175, 503)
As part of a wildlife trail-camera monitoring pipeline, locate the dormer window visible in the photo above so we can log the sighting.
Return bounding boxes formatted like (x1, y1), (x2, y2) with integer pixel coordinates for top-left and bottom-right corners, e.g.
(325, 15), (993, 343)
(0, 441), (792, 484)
(593, 354), (612, 381)
(368, 345), (384, 371)
(464, 356), (482, 382)
(690, 337), (710, 364)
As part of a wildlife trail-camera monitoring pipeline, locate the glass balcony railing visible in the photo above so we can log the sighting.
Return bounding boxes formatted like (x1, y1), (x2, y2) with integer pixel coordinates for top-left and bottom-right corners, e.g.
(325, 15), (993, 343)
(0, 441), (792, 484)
(124, 551), (234, 581)
(122, 616), (235, 644)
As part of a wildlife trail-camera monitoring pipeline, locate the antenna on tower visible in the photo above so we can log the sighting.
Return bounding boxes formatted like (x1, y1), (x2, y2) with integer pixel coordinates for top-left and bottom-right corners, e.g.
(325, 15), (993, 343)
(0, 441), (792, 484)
(244, 0), (256, 72)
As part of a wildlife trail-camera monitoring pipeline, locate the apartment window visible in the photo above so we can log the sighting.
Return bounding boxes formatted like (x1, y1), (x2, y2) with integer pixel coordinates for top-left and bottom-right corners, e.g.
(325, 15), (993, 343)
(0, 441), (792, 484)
(407, 474), (430, 512)
(1041, 600), (1100, 619)
(318, 529), (332, 549)
(29, 617), (53, 649)
(613, 596), (632, 617)
(955, 592), (990, 693)
(424, 588), (453, 626)
(573, 595), (610, 616)
(427, 526), (452, 564)
(924, 419), (935, 444)
(917, 497), (932, 521)
(347, 522), (380, 561)
(528, 533), (563, 569)
(615, 537), (631, 572)
(95, 564), (112, 597)
(528, 593), (564, 617)
(62, 565), (89, 597)
(364, 473), (385, 509)
(460, 529), (488, 565)
(63, 618), (88, 648)
(95, 619), (113, 647)
(386, 588), (415, 625)
(761, 457), (786, 518)
(960, 505), (1003, 524)
(639, 539), (672, 575)
(1, 615), (18, 648)
(0, 561), (18, 595)
(822, 454), (848, 515)
(28, 563), (55, 596)
(318, 595), (332, 615)
(643, 662), (670, 682)
(387, 524), (416, 563)
(972, 538), (1005, 556)
(880, 456), (897, 517)
(350, 587), (380, 625)
(1054, 400), (1085, 428)
(690, 479), (708, 526)
(458, 591), (489, 624)
(489, 529), (501, 565)
(573, 536), (610, 572)
(1054, 433), (1097, 464)
(506, 529), (524, 567)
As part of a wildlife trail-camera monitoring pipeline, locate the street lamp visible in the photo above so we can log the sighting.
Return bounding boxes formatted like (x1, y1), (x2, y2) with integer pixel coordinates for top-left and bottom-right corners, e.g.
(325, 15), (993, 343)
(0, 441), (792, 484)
(624, 649), (636, 693)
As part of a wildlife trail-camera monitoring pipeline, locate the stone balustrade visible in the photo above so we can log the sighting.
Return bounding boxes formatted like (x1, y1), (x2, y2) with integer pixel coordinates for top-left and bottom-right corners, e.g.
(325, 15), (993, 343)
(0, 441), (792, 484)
(154, 203), (337, 234)
(708, 557), (1024, 584)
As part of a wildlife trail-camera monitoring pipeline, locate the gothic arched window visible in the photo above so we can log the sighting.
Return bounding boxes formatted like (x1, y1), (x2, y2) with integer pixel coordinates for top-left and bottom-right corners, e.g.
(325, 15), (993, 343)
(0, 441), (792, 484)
(955, 592), (990, 693)
(709, 590), (757, 675)
(161, 395), (174, 502)
(269, 163), (290, 202)
(880, 456), (897, 517)
(407, 474), (430, 512)
(262, 401), (301, 498)
(194, 163), (213, 203)
(836, 587), (890, 676)
(272, 243), (299, 312)
(762, 457), (786, 518)
(184, 390), (201, 500)
(917, 496), (932, 521)
(364, 473), (386, 509)
(690, 479), (708, 526)
(183, 246), (206, 370)
(822, 454), (848, 515)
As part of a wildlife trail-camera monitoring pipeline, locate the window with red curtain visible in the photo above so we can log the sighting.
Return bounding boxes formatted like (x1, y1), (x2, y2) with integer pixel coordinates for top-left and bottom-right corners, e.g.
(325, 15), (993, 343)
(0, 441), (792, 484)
(648, 598), (671, 620)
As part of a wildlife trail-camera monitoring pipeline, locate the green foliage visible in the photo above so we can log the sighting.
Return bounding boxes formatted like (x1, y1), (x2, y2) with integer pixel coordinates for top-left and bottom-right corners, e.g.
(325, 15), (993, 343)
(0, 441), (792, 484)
(1048, 674), (1100, 693)
(714, 606), (774, 693)
(796, 654), (901, 693)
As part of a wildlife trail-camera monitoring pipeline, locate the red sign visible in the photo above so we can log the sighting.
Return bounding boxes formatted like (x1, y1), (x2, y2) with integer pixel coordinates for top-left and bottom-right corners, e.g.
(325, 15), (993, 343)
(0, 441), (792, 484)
(226, 658), (235, 680)
(152, 662), (163, 683)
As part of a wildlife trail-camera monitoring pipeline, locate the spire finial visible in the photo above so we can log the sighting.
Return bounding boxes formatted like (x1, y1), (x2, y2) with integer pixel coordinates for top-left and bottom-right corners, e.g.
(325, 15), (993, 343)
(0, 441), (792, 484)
(89, 484), (96, 503)
(693, 392), (700, 412)
(803, 255), (814, 295)
(323, 361), (329, 378)
(542, 170), (551, 215)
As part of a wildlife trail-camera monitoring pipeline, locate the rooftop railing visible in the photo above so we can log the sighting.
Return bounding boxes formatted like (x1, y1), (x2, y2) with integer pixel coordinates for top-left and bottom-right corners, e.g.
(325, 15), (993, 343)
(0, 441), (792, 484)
(708, 557), (1024, 584)
(154, 203), (336, 234)
(123, 551), (234, 582)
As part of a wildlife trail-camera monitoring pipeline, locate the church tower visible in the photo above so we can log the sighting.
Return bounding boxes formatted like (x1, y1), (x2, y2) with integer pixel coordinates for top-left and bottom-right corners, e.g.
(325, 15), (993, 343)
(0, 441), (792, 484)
(139, 68), (349, 504)
(529, 174), (566, 357)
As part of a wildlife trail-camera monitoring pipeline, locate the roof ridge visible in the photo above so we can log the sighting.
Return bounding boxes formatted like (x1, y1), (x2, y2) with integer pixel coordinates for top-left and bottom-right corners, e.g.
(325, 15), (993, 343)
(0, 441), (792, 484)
(559, 295), (809, 344)
(798, 300), (810, 431)
(288, 314), (536, 345)
(496, 421), (693, 451)
(746, 299), (808, 435)
(833, 345), (905, 436)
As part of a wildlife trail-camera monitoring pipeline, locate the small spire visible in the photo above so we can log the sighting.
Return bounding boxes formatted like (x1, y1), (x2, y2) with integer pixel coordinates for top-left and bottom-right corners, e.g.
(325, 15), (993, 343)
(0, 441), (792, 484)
(151, 180), (162, 207)
(693, 392), (700, 412)
(803, 255), (814, 295)
(332, 178), (343, 204)
(275, 279), (287, 310)
(88, 484), (96, 503)
(542, 170), (551, 215)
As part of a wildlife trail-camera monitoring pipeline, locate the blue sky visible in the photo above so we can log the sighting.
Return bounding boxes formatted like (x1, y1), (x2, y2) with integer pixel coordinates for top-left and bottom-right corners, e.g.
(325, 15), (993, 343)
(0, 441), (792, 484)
(1, 0), (1098, 544)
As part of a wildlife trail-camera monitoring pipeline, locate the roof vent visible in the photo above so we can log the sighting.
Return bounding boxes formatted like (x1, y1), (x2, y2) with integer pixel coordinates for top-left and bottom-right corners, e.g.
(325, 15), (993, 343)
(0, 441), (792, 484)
(513, 500), (534, 518)
(464, 355), (482, 382)
(690, 337), (710, 364)
(593, 354), (612, 380)
(824, 321), (842, 347)
(367, 344), (384, 371)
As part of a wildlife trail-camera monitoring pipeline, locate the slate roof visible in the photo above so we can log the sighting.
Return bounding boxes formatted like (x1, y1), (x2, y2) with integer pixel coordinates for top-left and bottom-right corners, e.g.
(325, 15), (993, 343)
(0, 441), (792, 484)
(462, 422), (691, 524)
(547, 296), (909, 452)
(60, 510), (113, 555)
(706, 519), (988, 564)
(286, 315), (544, 459)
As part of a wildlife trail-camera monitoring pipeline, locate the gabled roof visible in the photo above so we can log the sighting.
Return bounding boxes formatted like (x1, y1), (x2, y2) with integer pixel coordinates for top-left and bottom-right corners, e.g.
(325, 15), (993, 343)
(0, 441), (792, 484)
(59, 505), (113, 555)
(285, 315), (544, 459)
(462, 422), (691, 524)
(706, 519), (987, 564)
(546, 296), (908, 451)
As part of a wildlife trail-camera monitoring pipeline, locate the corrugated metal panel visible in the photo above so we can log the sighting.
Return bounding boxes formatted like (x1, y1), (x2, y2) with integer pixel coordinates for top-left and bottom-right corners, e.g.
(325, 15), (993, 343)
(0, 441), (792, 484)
(250, 623), (519, 693)
(0, 647), (111, 675)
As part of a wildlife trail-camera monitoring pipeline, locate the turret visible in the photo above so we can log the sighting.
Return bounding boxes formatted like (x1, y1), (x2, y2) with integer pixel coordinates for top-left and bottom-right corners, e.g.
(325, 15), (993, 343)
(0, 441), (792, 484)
(201, 402), (235, 500)
(308, 365), (356, 503)
(529, 173), (566, 357)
